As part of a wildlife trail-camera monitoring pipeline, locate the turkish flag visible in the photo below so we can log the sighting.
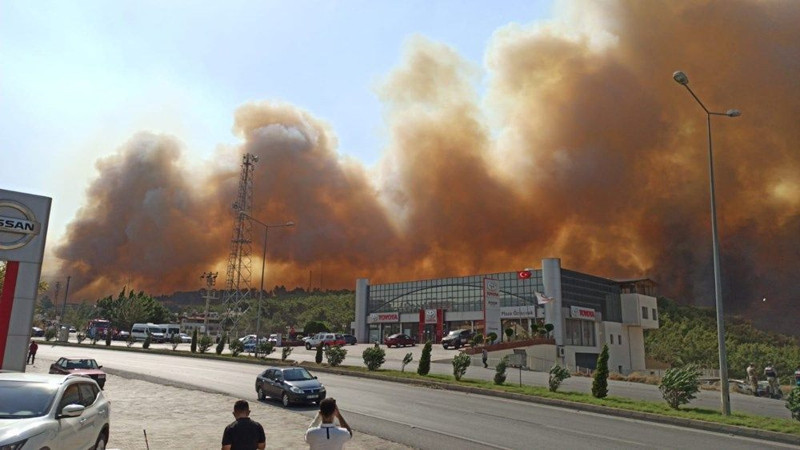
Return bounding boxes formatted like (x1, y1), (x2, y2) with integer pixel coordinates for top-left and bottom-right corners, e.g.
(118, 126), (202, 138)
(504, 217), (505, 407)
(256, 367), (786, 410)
(517, 270), (531, 279)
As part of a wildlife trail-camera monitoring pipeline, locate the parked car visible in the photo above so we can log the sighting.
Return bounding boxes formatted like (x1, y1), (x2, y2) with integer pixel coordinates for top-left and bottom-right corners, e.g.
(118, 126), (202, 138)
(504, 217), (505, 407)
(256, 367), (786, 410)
(49, 357), (107, 389)
(304, 333), (346, 350)
(243, 337), (269, 353)
(384, 333), (415, 348)
(342, 334), (358, 345)
(31, 326), (44, 337)
(178, 332), (192, 343)
(255, 366), (326, 407)
(442, 329), (474, 349)
(113, 330), (131, 341)
(0, 372), (110, 450)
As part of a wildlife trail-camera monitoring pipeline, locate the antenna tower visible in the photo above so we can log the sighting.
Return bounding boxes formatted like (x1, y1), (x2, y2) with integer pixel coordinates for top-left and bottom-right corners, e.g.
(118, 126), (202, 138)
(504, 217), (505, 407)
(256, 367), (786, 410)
(221, 153), (258, 331)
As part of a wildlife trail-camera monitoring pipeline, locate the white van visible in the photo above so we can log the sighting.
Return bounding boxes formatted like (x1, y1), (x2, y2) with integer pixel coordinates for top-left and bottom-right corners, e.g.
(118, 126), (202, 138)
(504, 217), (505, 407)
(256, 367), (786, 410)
(131, 323), (167, 342)
(159, 323), (181, 340)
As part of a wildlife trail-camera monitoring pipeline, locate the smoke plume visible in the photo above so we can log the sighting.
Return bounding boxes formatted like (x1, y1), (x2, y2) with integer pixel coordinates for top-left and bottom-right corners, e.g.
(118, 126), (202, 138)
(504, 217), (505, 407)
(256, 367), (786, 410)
(53, 0), (800, 334)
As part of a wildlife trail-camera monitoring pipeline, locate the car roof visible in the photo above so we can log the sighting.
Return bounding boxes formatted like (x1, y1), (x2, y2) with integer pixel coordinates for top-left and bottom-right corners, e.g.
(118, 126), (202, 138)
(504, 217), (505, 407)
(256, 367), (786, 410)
(59, 357), (97, 360)
(0, 372), (77, 384)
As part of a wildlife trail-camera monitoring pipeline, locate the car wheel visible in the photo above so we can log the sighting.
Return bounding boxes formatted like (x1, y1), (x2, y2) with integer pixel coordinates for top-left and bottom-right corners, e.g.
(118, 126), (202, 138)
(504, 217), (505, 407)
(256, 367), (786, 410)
(454, 342), (460, 349)
(282, 392), (290, 407)
(94, 431), (108, 450)
(257, 386), (266, 401)
(306, 343), (311, 350)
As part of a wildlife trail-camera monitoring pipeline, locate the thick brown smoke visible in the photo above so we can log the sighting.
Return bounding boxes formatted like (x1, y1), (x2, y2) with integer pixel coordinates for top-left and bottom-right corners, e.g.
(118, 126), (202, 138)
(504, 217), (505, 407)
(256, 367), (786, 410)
(53, 0), (800, 334)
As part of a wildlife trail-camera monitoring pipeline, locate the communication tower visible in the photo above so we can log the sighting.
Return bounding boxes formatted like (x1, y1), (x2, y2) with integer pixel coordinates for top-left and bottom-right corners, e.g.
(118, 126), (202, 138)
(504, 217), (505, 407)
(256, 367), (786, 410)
(221, 153), (258, 331)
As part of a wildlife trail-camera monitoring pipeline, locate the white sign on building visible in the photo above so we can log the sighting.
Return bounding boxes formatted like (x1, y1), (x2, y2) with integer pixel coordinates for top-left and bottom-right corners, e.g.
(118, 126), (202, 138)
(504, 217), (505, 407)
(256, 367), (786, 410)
(483, 278), (501, 339)
(368, 312), (400, 324)
(570, 306), (596, 320)
(500, 305), (537, 319)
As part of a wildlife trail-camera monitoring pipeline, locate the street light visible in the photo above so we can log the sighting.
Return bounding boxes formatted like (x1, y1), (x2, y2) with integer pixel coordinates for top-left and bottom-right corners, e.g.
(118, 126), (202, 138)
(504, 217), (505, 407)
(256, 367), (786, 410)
(239, 211), (294, 357)
(673, 70), (740, 416)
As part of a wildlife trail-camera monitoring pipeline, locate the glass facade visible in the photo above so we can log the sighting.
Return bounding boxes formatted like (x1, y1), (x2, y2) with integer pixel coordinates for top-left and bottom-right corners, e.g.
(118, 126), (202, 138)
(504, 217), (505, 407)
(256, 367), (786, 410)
(367, 271), (543, 314)
(560, 269), (622, 322)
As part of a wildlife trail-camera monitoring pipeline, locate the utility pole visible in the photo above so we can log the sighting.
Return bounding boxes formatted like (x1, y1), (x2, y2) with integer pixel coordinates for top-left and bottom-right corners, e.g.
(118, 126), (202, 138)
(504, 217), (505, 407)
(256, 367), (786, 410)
(60, 276), (71, 325)
(201, 272), (218, 336)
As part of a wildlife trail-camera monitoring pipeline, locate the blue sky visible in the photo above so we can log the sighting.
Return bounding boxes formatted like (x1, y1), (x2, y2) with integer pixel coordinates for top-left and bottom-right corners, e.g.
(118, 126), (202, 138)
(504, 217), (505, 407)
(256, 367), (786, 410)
(1, 0), (553, 242)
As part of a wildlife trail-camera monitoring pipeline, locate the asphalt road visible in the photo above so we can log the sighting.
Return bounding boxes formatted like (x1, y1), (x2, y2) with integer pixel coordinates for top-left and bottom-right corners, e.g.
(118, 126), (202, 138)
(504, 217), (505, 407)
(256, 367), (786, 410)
(34, 344), (797, 450)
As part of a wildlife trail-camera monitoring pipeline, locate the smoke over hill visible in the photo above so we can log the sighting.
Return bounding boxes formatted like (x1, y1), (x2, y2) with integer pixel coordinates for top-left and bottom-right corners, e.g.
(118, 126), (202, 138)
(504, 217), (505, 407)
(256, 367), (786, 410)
(53, 1), (800, 334)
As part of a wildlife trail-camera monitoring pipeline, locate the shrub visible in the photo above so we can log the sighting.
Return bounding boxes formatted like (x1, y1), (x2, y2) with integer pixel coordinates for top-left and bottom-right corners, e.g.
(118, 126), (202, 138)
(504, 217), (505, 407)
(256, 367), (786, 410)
(126, 333), (135, 348)
(315, 343), (324, 364)
(257, 342), (274, 358)
(787, 387), (800, 421)
(198, 335), (213, 353)
(190, 329), (198, 353)
(76, 333), (86, 344)
(362, 345), (386, 370)
(142, 334), (152, 349)
(105, 332), (112, 347)
(281, 346), (293, 361)
(494, 357), (508, 385)
(470, 333), (484, 348)
(326, 346), (347, 367)
(544, 323), (554, 337)
(171, 335), (181, 351)
(504, 328), (514, 341)
(592, 344), (609, 398)
(549, 364), (571, 392)
(229, 338), (244, 357)
(417, 341), (432, 376)
(216, 333), (227, 355)
(487, 332), (498, 344)
(44, 328), (56, 341)
(452, 352), (471, 381)
(401, 352), (413, 372)
(659, 364), (701, 409)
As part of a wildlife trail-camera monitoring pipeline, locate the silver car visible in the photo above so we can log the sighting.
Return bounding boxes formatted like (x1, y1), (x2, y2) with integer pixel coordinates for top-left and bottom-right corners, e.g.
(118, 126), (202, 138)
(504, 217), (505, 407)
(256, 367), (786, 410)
(0, 373), (110, 449)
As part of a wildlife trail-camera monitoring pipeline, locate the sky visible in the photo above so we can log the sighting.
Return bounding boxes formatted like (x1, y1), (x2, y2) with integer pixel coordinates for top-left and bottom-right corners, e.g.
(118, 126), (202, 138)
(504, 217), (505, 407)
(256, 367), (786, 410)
(2, 1), (799, 335)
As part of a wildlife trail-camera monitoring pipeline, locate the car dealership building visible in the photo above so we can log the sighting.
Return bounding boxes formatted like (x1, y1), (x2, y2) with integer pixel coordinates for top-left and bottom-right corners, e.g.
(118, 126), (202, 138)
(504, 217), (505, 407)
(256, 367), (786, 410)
(354, 258), (659, 374)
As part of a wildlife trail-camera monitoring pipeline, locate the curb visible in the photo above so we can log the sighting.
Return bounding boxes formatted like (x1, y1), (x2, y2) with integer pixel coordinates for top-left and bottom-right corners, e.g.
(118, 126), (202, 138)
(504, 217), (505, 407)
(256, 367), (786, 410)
(43, 340), (800, 445)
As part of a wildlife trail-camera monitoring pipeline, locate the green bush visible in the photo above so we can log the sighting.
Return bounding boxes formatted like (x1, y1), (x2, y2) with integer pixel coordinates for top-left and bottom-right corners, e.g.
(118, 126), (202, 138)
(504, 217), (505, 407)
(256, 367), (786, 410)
(544, 323), (554, 337)
(229, 338), (244, 357)
(452, 352), (471, 381)
(171, 334), (181, 351)
(44, 328), (56, 342)
(126, 333), (135, 348)
(315, 343), (324, 364)
(105, 332), (112, 347)
(417, 341), (432, 376)
(325, 346), (347, 367)
(198, 335), (213, 353)
(281, 346), (293, 361)
(470, 333), (484, 347)
(592, 344), (609, 398)
(191, 329), (198, 353)
(787, 387), (800, 421)
(494, 357), (508, 385)
(401, 352), (413, 372)
(142, 334), (151, 349)
(257, 342), (274, 358)
(303, 320), (329, 335)
(362, 346), (386, 371)
(659, 364), (701, 409)
(504, 328), (514, 341)
(548, 364), (571, 392)
(216, 334), (227, 355)
(487, 332), (498, 344)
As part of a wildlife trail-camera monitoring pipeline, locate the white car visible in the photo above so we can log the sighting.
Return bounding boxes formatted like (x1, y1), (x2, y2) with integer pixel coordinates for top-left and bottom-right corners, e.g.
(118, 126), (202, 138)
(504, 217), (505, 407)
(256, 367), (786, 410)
(0, 372), (110, 450)
(178, 333), (192, 343)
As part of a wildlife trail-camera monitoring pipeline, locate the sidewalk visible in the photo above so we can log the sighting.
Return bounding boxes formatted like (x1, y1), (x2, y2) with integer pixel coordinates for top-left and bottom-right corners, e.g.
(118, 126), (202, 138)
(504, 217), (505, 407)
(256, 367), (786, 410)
(27, 358), (409, 450)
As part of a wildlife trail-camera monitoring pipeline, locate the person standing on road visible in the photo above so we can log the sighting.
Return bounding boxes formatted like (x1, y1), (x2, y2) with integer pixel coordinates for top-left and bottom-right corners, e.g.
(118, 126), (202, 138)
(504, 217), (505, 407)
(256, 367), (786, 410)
(304, 398), (352, 449)
(27, 340), (38, 364)
(221, 400), (265, 450)
(746, 362), (758, 396)
(482, 347), (488, 368)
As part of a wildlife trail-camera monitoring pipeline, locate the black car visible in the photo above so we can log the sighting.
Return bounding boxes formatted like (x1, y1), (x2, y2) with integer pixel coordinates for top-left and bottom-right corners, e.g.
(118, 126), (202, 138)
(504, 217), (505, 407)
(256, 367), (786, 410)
(442, 329), (473, 349)
(255, 367), (326, 407)
(342, 334), (357, 345)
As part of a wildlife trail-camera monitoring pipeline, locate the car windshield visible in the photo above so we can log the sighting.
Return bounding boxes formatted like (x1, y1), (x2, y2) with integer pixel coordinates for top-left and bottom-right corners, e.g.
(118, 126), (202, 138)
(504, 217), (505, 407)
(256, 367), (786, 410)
(0, 381), (59, 418)
(67, 359), (98, 369)
(282, 369), (314, 381)
(446, 331), (461, 337)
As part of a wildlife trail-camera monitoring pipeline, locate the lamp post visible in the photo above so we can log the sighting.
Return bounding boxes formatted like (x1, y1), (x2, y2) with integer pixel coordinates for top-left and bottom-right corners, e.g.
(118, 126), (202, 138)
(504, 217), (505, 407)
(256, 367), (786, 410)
(240, 212), (294, 357)
(673, 70), (740, 416)
(200, 272), (218, 336)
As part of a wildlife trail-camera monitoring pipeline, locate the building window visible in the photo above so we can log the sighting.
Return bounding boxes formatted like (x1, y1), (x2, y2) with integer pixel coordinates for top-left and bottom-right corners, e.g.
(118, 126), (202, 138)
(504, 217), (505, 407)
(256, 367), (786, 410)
(652, 308), (658, 321)
(565, 319), (596, 347)
(641, 306), (648, 319)
(610, 334), (614, 345)
(618, 334), (622, 345)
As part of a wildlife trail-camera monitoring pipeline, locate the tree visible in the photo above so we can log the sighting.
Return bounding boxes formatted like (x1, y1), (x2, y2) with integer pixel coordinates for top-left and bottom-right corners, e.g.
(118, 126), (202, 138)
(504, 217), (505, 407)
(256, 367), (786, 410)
(452, 353), (471, 381)
(190, 329), (198, 353)
(592, 344), (609, 398)
(105, 331), (112, 347)
(95, 288), (171, 332)
(257, 342), (274, 358)
(401, 353), (413, 372)
(171, 334), (181, 351)
(487, 332), (498, 344)
(315, 343), (324, 364)
(504, 328), (514, 342)
(362, 346), (386, 370)
(281, 346), (293, 361)
(326, 346), (347, 367)
(304, 320), (330, 336)
(216, 333), (227, 355)
(659, 364), (701, 409)
(786, 387), (800, 421)
(142, 333), (152, 349)
(417, 341), (433, 376)
(229, 339), (244, 357)
(198, 335), (213, 353)
(494, 357), (508, 385)
(548, 364), (571, 392)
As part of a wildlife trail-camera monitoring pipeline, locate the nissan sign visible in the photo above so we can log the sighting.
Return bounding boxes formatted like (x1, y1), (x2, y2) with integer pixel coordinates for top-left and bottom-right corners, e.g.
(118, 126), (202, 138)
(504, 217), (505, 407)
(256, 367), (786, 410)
(0, 200), (41, 251)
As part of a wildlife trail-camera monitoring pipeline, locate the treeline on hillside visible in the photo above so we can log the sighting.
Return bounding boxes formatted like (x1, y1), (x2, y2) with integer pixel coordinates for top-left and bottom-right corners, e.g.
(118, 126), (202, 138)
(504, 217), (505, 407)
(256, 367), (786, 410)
(232, 291), (355, 336)
(644, 297), (800, 382)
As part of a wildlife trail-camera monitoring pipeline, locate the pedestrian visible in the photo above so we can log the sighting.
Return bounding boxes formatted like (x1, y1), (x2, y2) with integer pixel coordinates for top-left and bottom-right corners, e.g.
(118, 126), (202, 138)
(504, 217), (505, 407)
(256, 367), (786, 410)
(746, 362), (758, 396)
(794, 365), (800, 387)
(28, 340), (38, 364)
(482, 347), (488, 368)
(221, 400), (265, 450)
(304, 398), (352, 449)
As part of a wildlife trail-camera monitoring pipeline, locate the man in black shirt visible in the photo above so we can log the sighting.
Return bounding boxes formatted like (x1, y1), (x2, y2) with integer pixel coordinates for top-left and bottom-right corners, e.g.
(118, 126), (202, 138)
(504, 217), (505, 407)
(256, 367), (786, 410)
(222, 400), (266, 450)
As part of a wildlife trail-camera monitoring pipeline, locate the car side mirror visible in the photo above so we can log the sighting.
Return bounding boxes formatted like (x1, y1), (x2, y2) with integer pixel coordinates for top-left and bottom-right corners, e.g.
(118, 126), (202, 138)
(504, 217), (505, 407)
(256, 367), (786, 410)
(59, 404), (85, 418)
(98, 365), (103, 368)
(312, 376), (318, 379)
